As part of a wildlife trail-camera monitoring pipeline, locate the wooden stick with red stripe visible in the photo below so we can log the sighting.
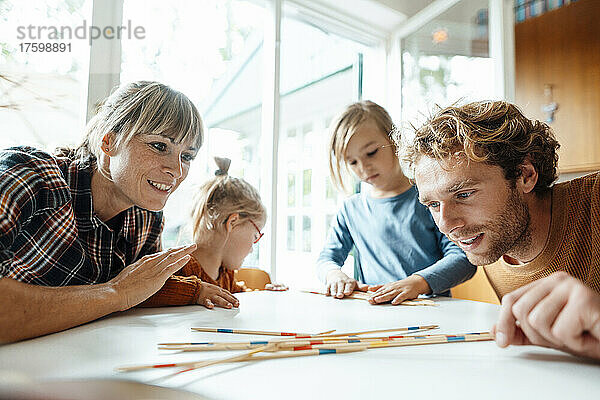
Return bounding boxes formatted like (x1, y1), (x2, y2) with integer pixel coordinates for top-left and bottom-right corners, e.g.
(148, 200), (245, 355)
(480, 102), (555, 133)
(115, 343), (275, 373)
(188, 325), (435, 338)
(190, 327), (317, 337)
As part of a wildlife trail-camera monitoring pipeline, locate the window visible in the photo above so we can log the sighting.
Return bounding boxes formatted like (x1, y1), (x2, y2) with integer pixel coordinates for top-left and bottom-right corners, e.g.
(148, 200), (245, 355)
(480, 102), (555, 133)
(275, 12), (375, 288)
(325, 177), (336, 202)
(120, 0), (266, 268)
(302, 216), (311, 252)
(287, 173), (295, 207)
(401, 0), (494, 125)
(0, 0), (92, 151)
(302, 168), (312, 207)
(287, 216), (295, 251)
(302, 122), (313, 159)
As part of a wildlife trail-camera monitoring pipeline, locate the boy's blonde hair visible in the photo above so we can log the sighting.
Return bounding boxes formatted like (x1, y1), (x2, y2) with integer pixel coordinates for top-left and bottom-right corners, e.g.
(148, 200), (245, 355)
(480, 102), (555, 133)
(57, 81), (204, 176)
(328, 100), (396, 194)
(191, 157), (266, 243)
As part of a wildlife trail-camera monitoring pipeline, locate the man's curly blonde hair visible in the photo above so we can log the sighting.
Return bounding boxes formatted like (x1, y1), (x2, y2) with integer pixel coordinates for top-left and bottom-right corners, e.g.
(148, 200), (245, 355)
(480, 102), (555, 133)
(401, 100), (560, 196)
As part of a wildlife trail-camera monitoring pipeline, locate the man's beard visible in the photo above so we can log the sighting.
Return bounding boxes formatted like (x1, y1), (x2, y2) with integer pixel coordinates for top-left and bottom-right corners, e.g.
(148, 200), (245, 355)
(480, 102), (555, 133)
(460, 186), (532, 266)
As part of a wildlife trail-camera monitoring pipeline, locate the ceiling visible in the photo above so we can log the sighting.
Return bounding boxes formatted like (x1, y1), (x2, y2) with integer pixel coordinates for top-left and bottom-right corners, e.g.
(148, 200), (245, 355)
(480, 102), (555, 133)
(307, 0), (437, 32)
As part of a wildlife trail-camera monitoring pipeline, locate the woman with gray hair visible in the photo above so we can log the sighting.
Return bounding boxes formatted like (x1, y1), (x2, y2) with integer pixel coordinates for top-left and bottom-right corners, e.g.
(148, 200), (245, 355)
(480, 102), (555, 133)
(0, 81), (237, 343)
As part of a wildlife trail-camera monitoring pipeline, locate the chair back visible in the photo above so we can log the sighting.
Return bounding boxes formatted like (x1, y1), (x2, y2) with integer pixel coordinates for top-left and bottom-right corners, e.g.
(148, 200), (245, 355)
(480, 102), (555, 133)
(451, 265), (500, 304)
(235, 268), (271, 290)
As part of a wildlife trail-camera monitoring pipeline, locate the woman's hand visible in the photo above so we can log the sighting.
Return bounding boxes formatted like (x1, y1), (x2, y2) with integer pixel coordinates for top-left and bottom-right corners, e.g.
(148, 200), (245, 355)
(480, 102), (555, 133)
(109, 244), (197, 310)
(492, 271), (600, 359)
(325, 269), (369, 298)
(195, 282), (239, 309)
(367, 275), (431, 305)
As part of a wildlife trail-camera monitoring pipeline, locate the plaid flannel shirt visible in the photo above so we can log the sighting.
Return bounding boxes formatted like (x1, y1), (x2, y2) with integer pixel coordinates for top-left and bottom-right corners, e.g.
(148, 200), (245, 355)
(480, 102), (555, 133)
(0, 147), (164, 286)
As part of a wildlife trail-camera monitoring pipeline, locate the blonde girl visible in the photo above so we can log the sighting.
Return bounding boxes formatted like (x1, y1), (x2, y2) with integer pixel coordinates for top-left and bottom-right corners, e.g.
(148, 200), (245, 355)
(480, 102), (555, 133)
(144, 157), (285, 309)
(316, 100), (475, 304)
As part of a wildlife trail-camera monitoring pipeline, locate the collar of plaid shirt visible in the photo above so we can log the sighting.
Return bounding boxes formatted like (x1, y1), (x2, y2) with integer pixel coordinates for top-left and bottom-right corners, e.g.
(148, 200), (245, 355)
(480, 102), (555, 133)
(63, 161), (149, 243)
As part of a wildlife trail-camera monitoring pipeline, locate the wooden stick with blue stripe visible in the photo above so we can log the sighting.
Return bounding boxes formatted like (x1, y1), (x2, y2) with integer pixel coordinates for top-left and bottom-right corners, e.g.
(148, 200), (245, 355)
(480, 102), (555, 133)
(310, 324), (439, 338)
(188, 325), (436, 338)
(190, 327), (318, 337)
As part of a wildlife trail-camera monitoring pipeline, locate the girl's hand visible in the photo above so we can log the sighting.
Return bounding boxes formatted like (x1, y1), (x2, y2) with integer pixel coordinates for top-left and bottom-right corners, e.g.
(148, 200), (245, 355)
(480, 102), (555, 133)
(195, 282), (239, 309)
(264, 283), (288, 291)
(325, 269), (369, 299)
(367, 275), (431, 305)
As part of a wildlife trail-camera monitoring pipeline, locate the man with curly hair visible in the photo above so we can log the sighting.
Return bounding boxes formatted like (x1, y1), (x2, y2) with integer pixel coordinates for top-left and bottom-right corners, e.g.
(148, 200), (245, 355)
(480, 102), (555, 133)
(402, 100), (600, 359)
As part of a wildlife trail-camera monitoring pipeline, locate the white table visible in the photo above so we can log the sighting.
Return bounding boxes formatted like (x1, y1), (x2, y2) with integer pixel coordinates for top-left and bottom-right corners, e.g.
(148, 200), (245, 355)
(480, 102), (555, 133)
(1, 291), (599, 399)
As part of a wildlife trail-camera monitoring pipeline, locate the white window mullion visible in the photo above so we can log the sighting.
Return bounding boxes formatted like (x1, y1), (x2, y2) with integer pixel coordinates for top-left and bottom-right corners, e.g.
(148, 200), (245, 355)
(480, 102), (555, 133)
(385, 36), (403, 122)
(259, 0), (282, 281)
(489, 0), (516, 101)
(86, 0), (123, 122)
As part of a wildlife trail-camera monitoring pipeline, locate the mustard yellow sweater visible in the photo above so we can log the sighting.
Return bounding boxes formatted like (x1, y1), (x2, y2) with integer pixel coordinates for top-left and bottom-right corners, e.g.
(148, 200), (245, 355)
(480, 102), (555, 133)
(484, 172), (600, 299)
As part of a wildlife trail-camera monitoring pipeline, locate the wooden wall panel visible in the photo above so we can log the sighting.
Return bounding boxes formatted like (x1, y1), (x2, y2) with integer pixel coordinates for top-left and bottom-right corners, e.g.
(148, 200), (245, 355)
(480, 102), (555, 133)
(515, 0), (600, 173)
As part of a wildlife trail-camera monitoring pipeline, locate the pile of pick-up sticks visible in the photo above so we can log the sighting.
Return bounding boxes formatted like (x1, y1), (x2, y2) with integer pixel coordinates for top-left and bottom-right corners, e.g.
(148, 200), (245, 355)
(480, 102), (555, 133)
(301, 290), (438, 306)
(116, 325), (493, 374)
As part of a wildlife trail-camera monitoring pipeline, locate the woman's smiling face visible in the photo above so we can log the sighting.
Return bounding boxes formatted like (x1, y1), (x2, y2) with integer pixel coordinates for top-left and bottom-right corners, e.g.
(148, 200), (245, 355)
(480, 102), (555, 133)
(107, 133), (198, 212)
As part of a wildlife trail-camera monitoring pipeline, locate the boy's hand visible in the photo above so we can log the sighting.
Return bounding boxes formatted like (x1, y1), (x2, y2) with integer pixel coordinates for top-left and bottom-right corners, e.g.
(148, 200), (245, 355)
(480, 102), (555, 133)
(325, 269), (369, 299)
(367, 275), (431, 305)
(195, 282), (239, 309)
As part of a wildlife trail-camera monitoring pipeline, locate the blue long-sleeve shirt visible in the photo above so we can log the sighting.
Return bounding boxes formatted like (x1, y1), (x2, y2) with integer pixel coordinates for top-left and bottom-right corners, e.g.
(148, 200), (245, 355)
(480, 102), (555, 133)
(316, 186), (476, 295)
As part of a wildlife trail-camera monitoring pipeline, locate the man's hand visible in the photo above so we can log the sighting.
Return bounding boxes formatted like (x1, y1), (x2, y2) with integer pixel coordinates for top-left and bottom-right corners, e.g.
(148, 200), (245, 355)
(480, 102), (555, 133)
(325, 269), (368, 299)
(367, 275), (431, 305)
(195, 282), (239, 309)
(492, 271), (600, 359)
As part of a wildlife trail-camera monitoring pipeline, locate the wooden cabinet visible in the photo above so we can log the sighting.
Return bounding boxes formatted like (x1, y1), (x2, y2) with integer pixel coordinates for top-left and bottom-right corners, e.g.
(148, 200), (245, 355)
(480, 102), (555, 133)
(515, 0), (600, 173)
